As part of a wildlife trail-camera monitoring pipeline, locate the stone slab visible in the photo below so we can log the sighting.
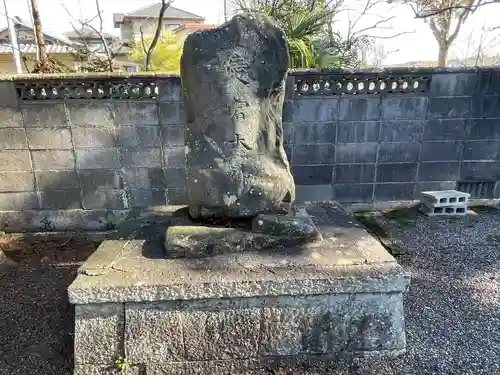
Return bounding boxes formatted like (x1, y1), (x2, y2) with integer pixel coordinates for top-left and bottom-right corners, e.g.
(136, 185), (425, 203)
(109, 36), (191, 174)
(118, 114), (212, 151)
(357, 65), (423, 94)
(69, 203), (409, 304)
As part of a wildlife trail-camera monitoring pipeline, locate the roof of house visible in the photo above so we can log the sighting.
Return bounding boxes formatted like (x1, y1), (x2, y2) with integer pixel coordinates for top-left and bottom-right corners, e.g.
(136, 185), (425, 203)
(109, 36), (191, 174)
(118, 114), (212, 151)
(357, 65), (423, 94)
(0, 43), (75, 54)
(173, 23), (218, 33)
(5, 16), (73, 45)
(114, 4), (204, 24)
(64, 27), (116, 40)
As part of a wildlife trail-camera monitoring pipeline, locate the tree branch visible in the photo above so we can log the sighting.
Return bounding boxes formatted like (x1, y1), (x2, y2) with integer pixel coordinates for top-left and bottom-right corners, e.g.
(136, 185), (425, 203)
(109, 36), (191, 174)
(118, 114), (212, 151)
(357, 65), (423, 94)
(144, 0), (174, 71)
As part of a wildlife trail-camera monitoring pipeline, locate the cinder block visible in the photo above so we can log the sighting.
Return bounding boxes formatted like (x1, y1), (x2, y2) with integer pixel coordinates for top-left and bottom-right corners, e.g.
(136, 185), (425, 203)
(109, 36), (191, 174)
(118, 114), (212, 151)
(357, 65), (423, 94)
(374, 183), (415, 201)
(295, 185), (333, 202)
(0, 128), (28, 149)
(420, 189), (470, 206)
(418, 162), (459, 181)
(165, 187), (187, 204)
(113, 102), (158, 126)
(0, 107), (23, 127)
(76, 149), (121, 169)
(0, 150), (31, 171)
(38, 189), (81, 209)
(430, 73), (477, 97)
(462, 140), (500, 161)
(333, 164), (375, 184)
(164, 168), (185, 188)
(0, 192), (39, 210)
(335, 143), (377, 164)
(159, 103), (181, 125)
(293, 144), (334, 165)
(469, 119), (500, 140)
(376, 163), (417, 183)
(377, 142), (420, 163)
(67, 101), (114, 126)
(338, 97), (380, 121)
(380, 120), (423, 142)
(333, 184), (373, 203)
(80, 169), (122, 190)
(0, 82), (19, 108)
(381, 97), (428, 120)
(420, 141), (462, 162)
(72, 127), (117, 148)
(82, 189), (127, 209)
(123, 149), (162, 168)
(26, 128), (72, 149)
(0, 172), (34, 192)
(162, 126), (184, 146)
(423, 119), (467, 141)
(36, 170), (79, 190)
(21, 103), (67, 127)
(129, 189), (166, 207)
(472, 96), (500, 119)
(419, 203), (468, 216)
(337, 121), (379, 143)
(293, 121), (336, 144)
(285, 145), (293, 163)
(283, 122), (294, 144)
(31, 150), (74, 170)
(124, 168), (165, 189)
(460, 162), (500, 180)
(477, 70), (500, 95)
(118, 126), (161, 147)
(163, 147), (185, 168)
(293, 99), (337, 122)
(74, 303), (124, 364)
(292, 166), (333, 185)
(427, 97), (471, 119)
(158, 77), (182, 102)
(282, 100), (293, 122)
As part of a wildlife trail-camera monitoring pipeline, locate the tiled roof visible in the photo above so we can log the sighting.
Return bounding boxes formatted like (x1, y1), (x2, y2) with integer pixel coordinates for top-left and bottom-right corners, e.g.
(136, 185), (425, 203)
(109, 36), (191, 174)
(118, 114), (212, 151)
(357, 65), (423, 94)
(118, 4), (204, 21)
(0, 44), (75, 54)
(64, 27), (116, 40)
(9, 16), (73, 45)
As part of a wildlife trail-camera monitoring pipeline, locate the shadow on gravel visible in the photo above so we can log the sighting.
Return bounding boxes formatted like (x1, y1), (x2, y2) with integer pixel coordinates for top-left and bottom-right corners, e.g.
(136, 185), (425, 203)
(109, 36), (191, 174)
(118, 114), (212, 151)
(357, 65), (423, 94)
(0, 236), (98, 375)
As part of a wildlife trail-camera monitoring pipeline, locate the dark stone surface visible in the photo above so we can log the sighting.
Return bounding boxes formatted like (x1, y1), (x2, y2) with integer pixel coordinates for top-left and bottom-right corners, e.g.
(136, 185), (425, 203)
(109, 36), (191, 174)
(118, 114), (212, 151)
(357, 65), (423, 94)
(181, 15), (295, 219)
(164, 208), (322, 258)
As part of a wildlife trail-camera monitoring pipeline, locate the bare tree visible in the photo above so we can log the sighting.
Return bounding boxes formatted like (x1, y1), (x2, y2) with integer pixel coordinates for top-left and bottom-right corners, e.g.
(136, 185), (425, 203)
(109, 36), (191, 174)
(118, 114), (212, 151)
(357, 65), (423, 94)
(453, 25), (500, 66)
(30, 0), (46, 62)
(61, 0), (114, 72)
(333, 0), (413, 67)
(396, 0), (483, 66)
(363, 42), (399, 67)
(140, 0), (174, 71)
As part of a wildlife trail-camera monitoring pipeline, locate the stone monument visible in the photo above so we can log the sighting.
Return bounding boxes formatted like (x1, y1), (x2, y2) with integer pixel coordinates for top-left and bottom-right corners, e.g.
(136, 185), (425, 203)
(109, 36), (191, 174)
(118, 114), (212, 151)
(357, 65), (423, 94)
(68, 14), (410, 375)
(165, 13), (322, 257)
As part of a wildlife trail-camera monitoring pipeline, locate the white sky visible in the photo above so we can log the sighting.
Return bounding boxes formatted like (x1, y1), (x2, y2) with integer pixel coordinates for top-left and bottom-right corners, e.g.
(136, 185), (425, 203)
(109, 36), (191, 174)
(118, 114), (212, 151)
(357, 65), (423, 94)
(1, 0), (499, 64)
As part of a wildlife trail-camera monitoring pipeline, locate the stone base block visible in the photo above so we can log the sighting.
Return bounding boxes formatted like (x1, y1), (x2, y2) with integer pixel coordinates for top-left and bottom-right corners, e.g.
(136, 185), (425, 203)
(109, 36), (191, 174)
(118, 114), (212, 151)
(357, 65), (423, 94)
(68, 202), (410, 374)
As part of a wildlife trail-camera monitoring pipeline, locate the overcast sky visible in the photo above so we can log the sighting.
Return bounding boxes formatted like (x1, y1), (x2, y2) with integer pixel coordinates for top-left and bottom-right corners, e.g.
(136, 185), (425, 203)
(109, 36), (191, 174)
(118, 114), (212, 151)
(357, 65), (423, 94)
(1, 0), (499, 64)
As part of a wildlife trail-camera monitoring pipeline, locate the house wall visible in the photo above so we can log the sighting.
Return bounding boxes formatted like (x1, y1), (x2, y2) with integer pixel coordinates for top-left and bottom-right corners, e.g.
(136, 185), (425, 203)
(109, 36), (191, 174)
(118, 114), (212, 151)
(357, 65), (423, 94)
(0, 53), (79, 74)
(0, 68), (499, 231)
(121, 18), (203, 41)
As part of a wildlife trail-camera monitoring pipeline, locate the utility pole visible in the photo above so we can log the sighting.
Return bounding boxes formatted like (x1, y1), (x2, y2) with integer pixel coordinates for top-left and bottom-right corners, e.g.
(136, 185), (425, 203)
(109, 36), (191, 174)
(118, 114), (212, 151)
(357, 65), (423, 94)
(224, 0), (228, 22)
(2, 0), (22, 73)
(30, 0), (47, 62)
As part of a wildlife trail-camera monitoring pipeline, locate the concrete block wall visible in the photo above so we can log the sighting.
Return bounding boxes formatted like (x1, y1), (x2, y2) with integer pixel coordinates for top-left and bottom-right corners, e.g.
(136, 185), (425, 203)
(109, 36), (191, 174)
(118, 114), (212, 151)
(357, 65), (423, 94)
(285, 68), (500, 203)
(0, 68), (499, 230)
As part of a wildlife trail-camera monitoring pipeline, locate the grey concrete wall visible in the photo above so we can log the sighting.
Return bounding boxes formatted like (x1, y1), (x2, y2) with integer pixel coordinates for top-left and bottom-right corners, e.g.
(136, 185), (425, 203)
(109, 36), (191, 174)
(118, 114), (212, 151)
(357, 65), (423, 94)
(0, 68), (499, 229)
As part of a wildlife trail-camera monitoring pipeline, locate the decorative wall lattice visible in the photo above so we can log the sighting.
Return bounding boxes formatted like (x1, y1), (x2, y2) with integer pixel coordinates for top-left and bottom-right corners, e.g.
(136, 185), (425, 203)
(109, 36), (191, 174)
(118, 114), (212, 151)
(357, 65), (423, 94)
(293, 75), (431, 96)
(16, 80), (158, 100)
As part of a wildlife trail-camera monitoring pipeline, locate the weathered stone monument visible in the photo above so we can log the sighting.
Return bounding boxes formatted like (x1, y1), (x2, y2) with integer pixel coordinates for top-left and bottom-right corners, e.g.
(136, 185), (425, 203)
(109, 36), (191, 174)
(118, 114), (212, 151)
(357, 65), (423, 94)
(69, 14), (410, 375)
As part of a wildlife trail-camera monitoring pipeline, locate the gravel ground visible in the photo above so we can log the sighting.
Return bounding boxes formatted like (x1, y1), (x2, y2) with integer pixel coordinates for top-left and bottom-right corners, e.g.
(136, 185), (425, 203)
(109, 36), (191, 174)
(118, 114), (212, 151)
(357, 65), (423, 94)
(0, 236), (97, 375)
(1, 207), (500, 375)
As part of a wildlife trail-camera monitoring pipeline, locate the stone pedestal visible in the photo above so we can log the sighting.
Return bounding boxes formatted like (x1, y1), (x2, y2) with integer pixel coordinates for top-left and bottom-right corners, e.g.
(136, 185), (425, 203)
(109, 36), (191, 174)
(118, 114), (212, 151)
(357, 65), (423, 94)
(68, 203), (410, 375)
